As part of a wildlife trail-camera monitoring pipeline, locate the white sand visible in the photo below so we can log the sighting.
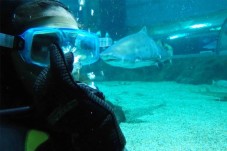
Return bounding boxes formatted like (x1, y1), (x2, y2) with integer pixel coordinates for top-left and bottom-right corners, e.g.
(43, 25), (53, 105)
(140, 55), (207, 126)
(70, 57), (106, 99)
(96, 81), (227, 151)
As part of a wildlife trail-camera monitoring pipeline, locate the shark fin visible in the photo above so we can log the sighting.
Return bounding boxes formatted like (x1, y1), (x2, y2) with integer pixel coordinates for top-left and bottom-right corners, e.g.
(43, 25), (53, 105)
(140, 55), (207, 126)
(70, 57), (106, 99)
(139, 26), (147, 34)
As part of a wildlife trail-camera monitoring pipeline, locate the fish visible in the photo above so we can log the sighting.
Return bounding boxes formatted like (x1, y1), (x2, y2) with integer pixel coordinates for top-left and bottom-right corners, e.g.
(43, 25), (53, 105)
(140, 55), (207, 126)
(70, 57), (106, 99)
(100, 27), (172, 68)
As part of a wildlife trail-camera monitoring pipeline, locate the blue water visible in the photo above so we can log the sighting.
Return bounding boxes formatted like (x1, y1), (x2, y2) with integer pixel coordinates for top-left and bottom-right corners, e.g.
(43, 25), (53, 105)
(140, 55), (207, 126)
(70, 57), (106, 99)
(61, 1), (227, 150)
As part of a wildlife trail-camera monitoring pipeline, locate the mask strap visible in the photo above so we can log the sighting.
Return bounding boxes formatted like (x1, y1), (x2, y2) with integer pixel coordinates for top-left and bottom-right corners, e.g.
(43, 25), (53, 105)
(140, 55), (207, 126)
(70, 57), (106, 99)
(0, 106), (31, 115)
(0, 33), (24, 50)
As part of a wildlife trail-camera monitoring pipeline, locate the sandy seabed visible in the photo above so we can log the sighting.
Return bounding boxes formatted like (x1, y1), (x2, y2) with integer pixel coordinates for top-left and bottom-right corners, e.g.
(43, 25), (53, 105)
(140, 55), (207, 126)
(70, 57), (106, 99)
(96, 81), (227, 151)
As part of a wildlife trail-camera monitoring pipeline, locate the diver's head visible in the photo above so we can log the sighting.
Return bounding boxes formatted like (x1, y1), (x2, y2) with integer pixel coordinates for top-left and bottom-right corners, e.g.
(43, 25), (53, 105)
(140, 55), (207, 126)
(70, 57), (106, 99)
(0, 0), (99, 95)
(12, 0), (78, 34)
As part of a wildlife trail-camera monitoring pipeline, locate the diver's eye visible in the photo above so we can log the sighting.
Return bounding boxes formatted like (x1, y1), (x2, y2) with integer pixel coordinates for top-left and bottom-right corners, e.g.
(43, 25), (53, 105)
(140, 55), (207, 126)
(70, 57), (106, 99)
(31, 44), (50, 65)
(30, 33), (59, 65)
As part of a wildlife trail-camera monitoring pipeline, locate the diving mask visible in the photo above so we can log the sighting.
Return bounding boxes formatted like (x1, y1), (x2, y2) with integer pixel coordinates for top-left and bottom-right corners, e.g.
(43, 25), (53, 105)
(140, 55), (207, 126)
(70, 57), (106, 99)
(0, 27), (100, 67)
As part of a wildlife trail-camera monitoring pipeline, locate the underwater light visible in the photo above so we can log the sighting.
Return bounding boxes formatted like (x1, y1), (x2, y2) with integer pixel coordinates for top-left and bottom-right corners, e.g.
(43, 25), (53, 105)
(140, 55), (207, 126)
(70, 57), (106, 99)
(168, 33), (188, 40)
(189, 23), (211, 29)
(210, 26), (221, 31)
(168, 35), (179, 40)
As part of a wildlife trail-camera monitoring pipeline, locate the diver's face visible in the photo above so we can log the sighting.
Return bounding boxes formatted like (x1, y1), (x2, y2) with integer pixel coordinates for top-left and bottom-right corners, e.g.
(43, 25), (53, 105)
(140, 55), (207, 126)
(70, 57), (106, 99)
(11, 6), (78, 95)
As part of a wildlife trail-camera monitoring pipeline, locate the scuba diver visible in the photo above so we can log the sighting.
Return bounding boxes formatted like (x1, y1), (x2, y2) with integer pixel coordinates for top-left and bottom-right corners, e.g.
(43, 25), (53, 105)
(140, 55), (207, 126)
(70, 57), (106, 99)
(0, 0), (126, 151)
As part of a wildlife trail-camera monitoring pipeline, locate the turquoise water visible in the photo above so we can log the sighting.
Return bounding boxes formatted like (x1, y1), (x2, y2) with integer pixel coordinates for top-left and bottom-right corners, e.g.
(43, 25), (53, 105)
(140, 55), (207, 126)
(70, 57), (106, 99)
(61, 0), (227, 150)
(97, 81), (227, 151)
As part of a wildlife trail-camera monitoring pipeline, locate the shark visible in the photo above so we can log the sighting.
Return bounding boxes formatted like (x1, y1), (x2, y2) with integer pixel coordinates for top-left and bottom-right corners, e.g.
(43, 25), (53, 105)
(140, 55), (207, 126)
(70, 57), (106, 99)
(100, 27), (172, 68)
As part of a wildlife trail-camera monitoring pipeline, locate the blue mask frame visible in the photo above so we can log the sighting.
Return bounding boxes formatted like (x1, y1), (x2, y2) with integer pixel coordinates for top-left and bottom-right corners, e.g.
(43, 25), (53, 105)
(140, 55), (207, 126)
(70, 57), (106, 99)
(0, 27), (100, 67)
(20, 27), (100, 67)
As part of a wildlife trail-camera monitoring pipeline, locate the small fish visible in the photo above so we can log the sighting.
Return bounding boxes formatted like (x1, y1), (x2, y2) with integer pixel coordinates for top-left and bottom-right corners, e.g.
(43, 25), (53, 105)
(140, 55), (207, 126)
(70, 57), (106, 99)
(100, 27), (172, 68)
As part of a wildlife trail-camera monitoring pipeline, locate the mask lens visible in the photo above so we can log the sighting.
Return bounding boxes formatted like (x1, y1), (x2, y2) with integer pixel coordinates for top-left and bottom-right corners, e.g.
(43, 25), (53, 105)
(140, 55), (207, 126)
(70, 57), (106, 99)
(61, 30), (99, 66)
(31, 32), (59, 66)
(20, 28), (99, 67)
